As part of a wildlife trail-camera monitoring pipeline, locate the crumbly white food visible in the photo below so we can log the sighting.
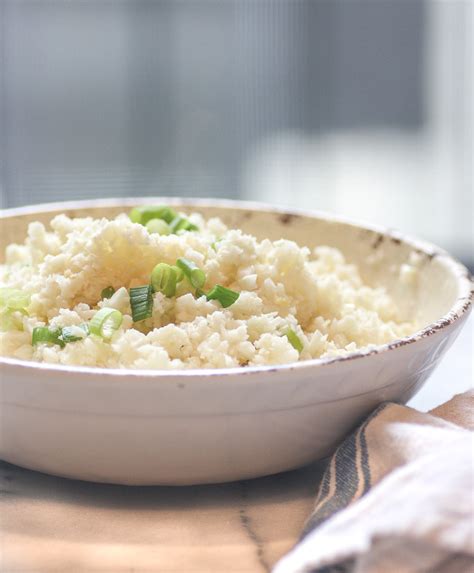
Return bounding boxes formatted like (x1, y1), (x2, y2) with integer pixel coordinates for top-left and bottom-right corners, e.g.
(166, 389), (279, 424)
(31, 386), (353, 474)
(0, 212), (417, 369)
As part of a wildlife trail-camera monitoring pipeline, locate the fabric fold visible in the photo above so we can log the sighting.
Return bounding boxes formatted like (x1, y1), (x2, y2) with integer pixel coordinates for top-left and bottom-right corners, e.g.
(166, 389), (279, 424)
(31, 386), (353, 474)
(274, 391), (474, 573)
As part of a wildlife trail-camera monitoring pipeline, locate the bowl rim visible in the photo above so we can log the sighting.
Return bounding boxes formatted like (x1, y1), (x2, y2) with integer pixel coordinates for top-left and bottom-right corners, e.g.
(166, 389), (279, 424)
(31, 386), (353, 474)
(0, 197), (472, 379)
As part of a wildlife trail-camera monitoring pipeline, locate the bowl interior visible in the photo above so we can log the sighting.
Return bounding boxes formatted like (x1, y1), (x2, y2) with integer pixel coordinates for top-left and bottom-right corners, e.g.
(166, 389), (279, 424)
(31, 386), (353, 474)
(0, 199), (469, 331)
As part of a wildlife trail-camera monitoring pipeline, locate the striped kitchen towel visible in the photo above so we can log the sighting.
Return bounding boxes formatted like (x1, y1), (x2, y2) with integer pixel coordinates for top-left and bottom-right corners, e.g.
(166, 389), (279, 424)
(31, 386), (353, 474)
(274, 391), (474, 573)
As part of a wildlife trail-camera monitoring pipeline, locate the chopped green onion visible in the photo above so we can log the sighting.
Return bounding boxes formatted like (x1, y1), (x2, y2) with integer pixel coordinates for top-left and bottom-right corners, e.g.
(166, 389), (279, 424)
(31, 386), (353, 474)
(129, 285), (153, 322)
(146, 218), (171, 235)
(129, 205), (198, 234)
(285, 328), (304, 353)
(1, 309), (27, 332)
(89, 308), (123, 340)
(169, 216), (185, 232)
(183, 221), (199, 232)
(129, 207), (143, 224)
(32, 324), (91, 347)
(1, 288), (31, 331)
(32, 326), (65, 348)
(129, 205), (178, 226)
(170, 216), (199, 233)
(151, 263), (180, 297)
(206, 285), (240, 308)
(172, 265), (184, 282)
(101, 286), (115, 300)
(176, 258), (206, 289)
(0, 287), (30, 311)
(128, 207), (142, 223)
(59, 323), (89, 343)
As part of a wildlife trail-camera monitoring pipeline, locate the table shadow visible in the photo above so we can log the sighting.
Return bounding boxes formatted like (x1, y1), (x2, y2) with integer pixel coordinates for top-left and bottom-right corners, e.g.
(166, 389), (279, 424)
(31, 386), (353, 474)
(0, 458), (325, 545)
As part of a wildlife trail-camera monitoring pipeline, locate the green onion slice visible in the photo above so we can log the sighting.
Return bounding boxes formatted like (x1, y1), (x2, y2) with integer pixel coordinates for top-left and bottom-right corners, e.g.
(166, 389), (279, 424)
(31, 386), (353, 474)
(0, 287), (30, 312)
(170, 216), (199, 233)
(129, 285), (153, 322)
(151, 263), (179, 297)
(89, 308), (123, 340)
(1, 288), (31, 331)
(100, 286), (115, 300)
(129, 205), (178, 226)
(206, 285), (240, 308)
(129, 205), (199, 233)
(176, 258), (206, 289)
(60, 323), (90, 343)
(285, 328), (304, 353)
(172, 265), (184, 282)
(146, 218), (171, 235)
(32, 326), (65, 348)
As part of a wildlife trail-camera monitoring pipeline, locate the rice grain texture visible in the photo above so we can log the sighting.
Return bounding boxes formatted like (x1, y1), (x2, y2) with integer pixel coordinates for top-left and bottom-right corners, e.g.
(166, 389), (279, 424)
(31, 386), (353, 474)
(0, 212), (417, 369)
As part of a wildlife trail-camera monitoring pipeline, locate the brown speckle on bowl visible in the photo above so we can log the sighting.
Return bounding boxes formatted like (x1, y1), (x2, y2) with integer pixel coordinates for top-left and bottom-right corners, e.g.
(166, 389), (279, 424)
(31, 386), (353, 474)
(372, 234), (384, 249)
(436, 317), (456, 329)
(279, 213), (299, 225)
(387, 338), (413, 350)
(421, 316), (456, 338)
(419, 248), (436, 260)
(411, 247), (437, 264)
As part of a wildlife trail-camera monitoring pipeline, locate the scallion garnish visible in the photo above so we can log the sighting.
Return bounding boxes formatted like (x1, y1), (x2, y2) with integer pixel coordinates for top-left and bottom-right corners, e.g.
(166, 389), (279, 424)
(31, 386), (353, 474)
(129, 205), (199, 233)
(89, 308), (123, 340)
(32, 326), (65, 348)
(170, 216), (199, 233)
(151, 263), (180, 297)
(0, 288), (30, 331)
(176, 258), (206, 289)
(184, 221), (199, 232)
(129, 207), (142, 224)
(146, 218), (171, 235)
(129, 285), (154, 322)
(129, 205), (178, 226)
(285, 328), (304, 353)
(101, 286), (115, 300)
(206, 285), (240, 308)
(59, 323), (90, 343)
(0, 287), (30, 311)
(172, 265), (184, 282)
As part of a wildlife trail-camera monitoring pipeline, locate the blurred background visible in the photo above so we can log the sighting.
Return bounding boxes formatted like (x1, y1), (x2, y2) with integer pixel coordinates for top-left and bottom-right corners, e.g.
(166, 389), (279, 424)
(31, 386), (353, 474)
(0, 0), (472, 269)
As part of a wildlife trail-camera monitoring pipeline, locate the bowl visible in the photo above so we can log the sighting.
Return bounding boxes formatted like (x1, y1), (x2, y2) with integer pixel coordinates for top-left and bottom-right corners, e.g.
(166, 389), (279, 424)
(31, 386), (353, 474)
(0, 198), (471, 485)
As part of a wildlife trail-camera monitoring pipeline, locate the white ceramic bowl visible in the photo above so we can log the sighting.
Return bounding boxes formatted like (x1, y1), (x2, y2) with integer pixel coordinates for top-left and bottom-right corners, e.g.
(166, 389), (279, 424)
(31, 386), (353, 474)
(0, 199), (472, 485)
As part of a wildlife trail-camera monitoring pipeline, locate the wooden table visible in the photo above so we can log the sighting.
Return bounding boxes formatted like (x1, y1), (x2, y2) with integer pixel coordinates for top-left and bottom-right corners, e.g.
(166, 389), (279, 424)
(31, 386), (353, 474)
(1, 316), (471, 572)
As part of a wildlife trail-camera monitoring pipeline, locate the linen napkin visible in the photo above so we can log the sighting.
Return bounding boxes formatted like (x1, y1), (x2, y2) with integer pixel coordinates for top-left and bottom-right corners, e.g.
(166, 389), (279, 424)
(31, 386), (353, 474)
(274, 391), (474, 573)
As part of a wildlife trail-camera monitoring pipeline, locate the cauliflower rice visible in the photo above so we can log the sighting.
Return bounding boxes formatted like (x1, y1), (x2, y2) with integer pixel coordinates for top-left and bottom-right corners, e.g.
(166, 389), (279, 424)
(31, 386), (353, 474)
(0, 208), (417, 369)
